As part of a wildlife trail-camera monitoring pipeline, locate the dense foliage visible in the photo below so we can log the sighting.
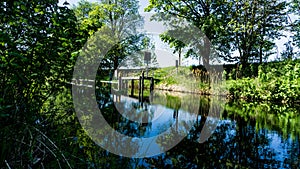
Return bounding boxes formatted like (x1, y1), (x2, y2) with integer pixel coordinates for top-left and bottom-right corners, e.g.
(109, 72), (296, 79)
(146, 0), (294, 66)
(0, 0), (149, 167)
(227, 59), (300, 102)
(0, 0), (85, 167)
(1, 0), (300, 168)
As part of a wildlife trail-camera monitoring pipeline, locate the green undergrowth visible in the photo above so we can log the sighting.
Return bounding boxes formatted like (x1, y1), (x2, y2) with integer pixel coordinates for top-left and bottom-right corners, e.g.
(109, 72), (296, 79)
(149, 66), (211, 93)
(121, 60), (299, 103)
(148, 60), (300, 103)
(226, 60), (300, 103)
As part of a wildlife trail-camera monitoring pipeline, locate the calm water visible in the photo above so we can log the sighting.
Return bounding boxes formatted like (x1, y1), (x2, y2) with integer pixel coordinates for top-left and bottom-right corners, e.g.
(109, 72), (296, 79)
(80, 88), (300, 168)
(10, 87), (297, 168)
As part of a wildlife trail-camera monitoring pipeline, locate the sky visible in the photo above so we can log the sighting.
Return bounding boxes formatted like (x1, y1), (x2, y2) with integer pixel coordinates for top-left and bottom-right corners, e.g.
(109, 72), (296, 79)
(58, 0), (298, 66)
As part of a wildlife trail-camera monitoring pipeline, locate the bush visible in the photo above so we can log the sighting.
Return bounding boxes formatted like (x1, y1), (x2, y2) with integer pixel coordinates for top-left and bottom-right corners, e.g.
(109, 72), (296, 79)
(227, 60), (300, 102)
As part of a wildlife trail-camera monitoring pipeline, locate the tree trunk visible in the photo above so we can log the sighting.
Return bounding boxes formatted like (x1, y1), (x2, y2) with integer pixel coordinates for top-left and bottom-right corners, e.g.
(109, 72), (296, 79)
(178, 48), (181, 66)
(202, 38), (210, 68)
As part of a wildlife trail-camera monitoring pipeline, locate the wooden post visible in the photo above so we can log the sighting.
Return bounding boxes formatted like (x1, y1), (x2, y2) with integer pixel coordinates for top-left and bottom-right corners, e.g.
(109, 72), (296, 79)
(125, 72), (128, 90)
(150, 77), (154, 102)
(141, 71), (144, 102)
(144, 52), (151, 77)
(176, 60), (178, 74)
(117, 94), (120, 102)
(138, 76), (142, 102)
(118, 76), (122, 91)
(131, 79), (134, 96)
(150, 77), (154, 93)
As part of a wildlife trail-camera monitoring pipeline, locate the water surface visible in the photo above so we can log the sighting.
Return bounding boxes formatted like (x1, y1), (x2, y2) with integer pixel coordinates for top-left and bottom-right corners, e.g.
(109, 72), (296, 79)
(90, 89), (300, 168)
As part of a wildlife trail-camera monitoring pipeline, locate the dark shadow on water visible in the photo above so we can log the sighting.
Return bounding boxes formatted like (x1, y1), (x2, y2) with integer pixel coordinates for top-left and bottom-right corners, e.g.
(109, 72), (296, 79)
(2, 86), (300, 168)
(94, 87), (300, 168)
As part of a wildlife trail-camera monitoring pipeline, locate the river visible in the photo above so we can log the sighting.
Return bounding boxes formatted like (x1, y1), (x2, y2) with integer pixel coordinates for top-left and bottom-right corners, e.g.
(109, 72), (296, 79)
(67, 87), (300, 168)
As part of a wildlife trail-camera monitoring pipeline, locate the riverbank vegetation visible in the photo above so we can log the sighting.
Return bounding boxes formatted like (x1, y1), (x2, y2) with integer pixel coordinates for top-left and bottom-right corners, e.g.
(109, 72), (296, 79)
(144, 0), (300, 103)
(145, 59), (300, 103)
(1, 0), (300, 168)
(227, 59), (300, 103)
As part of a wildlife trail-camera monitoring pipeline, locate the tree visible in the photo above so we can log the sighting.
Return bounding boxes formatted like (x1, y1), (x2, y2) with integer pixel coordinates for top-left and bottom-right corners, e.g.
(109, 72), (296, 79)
(0, 0), (83, 167)
(146, 0), (233, 67)
(291, 0), (300, 57)
(0, 0), (82, 117)
(281, 40), (294, 60)
(230, 0), (288, 65)
(160, 32), (185, 66)
(146, 0), (288, 68)
(74, 0), (152, 75)
(227, 0), (288, 66)
(73, 0), (104, 36)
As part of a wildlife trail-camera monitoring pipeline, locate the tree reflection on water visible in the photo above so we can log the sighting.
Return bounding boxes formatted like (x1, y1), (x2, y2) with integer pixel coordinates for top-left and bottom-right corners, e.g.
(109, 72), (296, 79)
(94, 88), (300, 168)
(1, 87), (299, 168)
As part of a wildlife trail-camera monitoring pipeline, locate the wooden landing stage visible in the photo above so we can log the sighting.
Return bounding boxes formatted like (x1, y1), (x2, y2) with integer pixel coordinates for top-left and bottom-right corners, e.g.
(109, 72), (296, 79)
(119, 71), (156, 102)
(101, 71), (157, 102)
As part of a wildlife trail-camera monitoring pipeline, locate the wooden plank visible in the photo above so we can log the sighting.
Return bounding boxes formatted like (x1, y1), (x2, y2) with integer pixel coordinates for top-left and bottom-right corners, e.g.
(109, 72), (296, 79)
(121, 76), (159, 81)
(121, 77), (140, 80)
(131, 79), (134, 96)
(72, 79), (95, 82)
(100, 81), (118, 84)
